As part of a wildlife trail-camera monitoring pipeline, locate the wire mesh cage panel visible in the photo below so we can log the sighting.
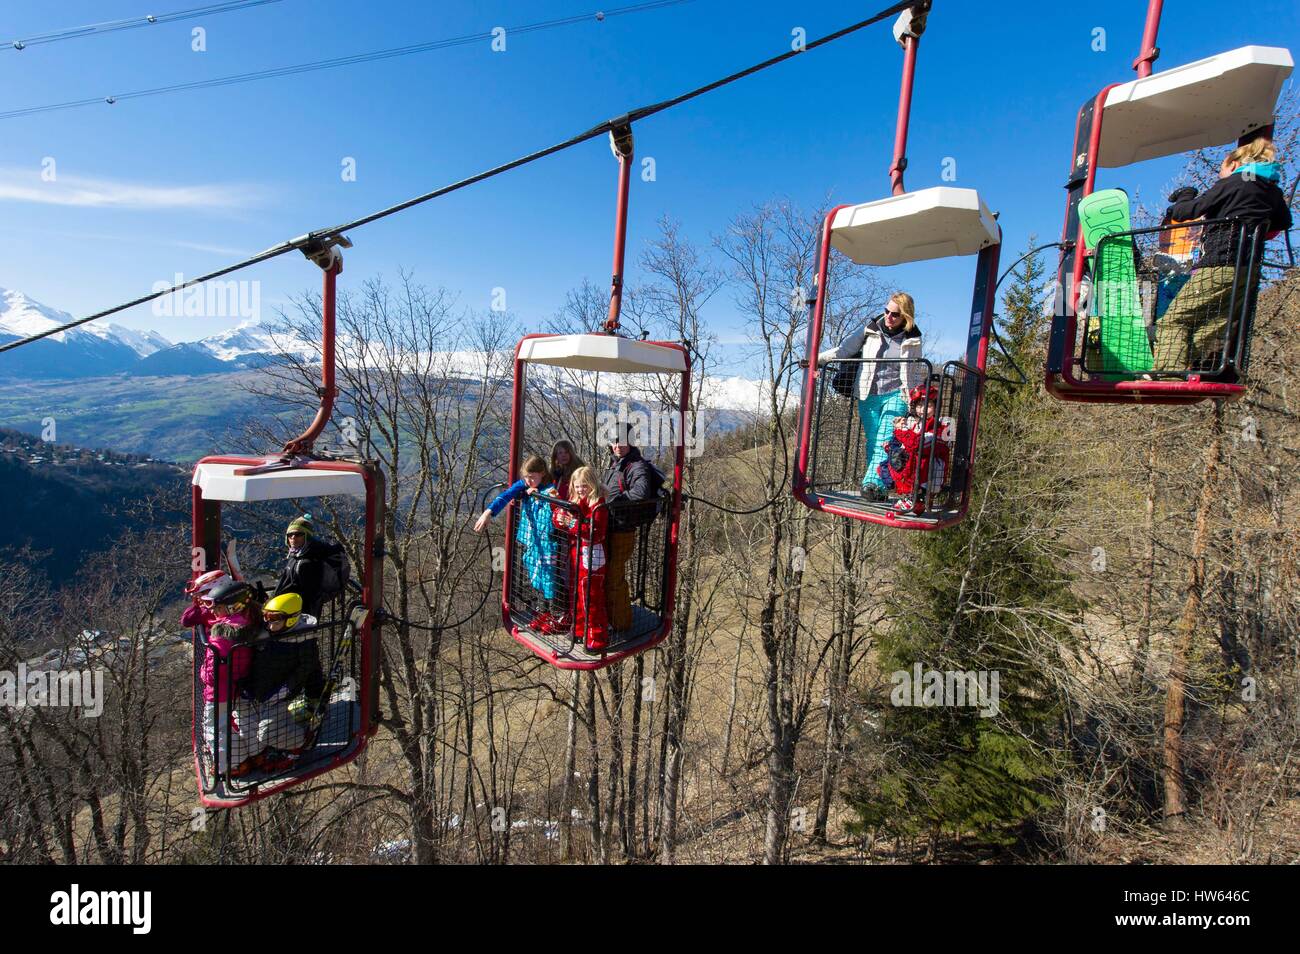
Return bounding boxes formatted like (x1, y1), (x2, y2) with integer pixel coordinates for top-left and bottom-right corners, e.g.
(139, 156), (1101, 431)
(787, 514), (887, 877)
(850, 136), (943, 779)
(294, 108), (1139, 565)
(503, 347), (685, 669)
(1080, 217), (1267, 381)
(804, 362), (874, 500)
(505, 491), (670, 663)
(804, 356), (981, 524)
(194, 611), (362, 801)
(933, 360), (978, 515)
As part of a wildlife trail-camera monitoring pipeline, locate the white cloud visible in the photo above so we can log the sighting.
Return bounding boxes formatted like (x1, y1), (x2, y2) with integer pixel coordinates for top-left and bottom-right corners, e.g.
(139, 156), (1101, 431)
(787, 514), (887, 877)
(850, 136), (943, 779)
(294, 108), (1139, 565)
(0, 168), (264, 210)
(17, 227), (250, 257)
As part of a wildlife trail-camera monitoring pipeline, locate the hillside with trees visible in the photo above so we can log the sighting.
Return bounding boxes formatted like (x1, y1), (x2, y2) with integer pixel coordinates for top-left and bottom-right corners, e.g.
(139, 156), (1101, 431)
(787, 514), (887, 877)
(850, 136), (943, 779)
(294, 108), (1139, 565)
(2, 196), (1297, 865)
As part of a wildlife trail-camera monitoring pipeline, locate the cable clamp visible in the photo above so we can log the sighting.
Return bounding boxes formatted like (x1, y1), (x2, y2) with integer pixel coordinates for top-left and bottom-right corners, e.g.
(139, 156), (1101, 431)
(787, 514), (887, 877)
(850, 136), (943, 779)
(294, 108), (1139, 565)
(608, 116), (634, 159)
(892, 2), (931, 46)
(296, 233), (353, 270)
(1131, 46), (1160, 72)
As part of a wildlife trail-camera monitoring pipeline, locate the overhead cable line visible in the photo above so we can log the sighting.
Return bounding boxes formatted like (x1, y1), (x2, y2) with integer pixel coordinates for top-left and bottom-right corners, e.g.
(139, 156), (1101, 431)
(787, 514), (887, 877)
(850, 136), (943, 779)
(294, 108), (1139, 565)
(0, 0), (915, 355)
(0, 1), (691, 118)
(2, 0), (286, 53)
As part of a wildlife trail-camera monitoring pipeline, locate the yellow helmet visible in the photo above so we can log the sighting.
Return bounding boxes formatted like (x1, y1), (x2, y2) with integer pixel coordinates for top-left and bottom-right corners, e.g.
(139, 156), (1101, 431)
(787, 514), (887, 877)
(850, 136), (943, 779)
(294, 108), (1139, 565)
(263, 592), (303, 630)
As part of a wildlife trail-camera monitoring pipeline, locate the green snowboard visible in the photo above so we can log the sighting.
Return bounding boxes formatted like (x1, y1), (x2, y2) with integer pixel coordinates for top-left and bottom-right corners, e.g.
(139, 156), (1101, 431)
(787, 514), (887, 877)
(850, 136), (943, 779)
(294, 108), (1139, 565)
(1078, 188), (1152, 376)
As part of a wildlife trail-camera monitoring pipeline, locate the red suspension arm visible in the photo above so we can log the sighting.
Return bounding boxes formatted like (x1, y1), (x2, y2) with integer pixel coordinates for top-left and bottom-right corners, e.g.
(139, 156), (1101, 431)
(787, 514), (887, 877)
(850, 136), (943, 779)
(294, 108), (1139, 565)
(888, 3), (928, 196)
(890, 32), (919, 195)
(604, 122), (634, 335)
(1133, 0), (1163, 77)
(283, 243), (344, 455)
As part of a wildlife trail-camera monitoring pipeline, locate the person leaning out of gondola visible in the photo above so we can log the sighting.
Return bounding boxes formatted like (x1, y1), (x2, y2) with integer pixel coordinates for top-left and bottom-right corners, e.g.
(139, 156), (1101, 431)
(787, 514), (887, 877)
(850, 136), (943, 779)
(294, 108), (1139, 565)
(816, 292), (926, 501)
(1154, 137), (1292, 379)
(475, 454), (562, 631)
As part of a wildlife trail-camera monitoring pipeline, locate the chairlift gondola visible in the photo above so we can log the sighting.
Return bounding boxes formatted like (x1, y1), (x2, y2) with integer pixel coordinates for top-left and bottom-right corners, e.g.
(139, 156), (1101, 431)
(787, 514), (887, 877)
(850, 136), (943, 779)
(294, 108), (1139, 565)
(793, 4), (1002, 529)
(499, 124), (689, 670)
(1045, 0), (1293, 404)
(189, 239), (387, 809)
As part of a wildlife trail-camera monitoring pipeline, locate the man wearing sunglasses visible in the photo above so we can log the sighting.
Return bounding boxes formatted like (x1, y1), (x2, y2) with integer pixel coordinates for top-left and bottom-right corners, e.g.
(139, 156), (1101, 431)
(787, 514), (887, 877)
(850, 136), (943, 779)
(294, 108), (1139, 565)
(273, 514), (334, 619)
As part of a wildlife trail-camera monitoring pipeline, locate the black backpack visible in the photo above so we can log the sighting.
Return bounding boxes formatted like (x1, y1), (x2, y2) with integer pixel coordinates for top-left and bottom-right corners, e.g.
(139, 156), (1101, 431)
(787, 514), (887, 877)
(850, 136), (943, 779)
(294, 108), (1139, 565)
(829, 354), (860, 399)
(828, 320), (874, 400)
(318, 542), (350, 598)
(610, 462), (666, 532)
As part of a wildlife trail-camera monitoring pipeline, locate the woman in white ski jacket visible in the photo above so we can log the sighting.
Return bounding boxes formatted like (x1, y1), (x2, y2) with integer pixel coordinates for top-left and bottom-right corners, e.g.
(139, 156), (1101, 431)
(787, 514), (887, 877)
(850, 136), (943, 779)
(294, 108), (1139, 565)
(818, 292), (925, 499)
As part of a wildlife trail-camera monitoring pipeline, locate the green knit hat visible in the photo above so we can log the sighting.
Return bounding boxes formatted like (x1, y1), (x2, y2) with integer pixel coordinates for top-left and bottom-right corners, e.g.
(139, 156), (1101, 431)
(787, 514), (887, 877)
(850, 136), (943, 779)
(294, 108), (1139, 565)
(286, 514), (314, 538)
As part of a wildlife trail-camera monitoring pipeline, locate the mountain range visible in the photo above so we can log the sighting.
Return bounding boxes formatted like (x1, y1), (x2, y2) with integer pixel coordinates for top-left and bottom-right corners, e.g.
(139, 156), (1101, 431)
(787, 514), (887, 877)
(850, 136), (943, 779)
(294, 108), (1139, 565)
(0, 287), (314, 378)
(0, 287), (779, 460)
(1, 287), (781, 406)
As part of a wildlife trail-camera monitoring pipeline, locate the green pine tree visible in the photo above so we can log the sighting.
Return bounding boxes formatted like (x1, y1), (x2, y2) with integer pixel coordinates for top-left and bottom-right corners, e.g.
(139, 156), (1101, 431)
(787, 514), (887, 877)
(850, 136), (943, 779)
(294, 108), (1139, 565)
(847, 241), (1082, 850)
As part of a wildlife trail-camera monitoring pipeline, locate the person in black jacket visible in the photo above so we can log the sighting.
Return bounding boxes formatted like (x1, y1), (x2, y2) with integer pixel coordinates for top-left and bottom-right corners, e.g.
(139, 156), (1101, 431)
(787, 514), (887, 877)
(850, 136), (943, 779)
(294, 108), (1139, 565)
(601, 424), (663, 632)
(274, 514), (331, 619)
(1154, 138), (1292, 378)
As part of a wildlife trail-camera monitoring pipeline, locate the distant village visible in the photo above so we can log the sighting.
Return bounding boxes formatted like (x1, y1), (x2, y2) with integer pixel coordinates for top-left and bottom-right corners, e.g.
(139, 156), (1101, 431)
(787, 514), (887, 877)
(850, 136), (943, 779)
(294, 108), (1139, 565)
(0, 427), (180, 472)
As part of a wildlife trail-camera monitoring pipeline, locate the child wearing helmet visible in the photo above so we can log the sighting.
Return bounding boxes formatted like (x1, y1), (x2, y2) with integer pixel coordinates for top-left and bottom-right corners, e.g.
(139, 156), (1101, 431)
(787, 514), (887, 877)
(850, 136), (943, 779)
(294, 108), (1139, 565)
(181, 569), (229, 631)
(878, 381), (952, 514)
(200, 579), (260, 780)
(247, 592), (325, 770)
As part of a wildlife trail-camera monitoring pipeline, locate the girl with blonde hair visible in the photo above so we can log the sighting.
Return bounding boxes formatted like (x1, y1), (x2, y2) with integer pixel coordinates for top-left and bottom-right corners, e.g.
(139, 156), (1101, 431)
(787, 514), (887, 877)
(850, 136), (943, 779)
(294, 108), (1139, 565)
(552, 465), (610, 652)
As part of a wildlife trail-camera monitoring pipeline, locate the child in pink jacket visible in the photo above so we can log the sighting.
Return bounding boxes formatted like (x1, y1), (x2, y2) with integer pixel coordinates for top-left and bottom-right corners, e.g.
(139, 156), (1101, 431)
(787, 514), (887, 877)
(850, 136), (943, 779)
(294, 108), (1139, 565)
(181, 569), (227, 630)
(197, 579), (260, 779)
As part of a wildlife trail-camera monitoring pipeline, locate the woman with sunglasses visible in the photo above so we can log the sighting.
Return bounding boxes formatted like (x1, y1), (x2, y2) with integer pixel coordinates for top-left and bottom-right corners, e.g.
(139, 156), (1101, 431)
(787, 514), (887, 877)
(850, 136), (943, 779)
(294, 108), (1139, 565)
(817, 291), (926, 501)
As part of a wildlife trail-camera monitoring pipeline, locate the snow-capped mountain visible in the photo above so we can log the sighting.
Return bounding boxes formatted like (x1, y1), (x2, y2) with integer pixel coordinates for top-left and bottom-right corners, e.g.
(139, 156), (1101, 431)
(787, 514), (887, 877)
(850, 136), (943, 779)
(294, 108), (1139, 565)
(0, 287), (173, 379)
(133, 319), (316, 375)
(191, 319), (316, 364)
(104, 324), (172, 358)
(1, 287), (171, 356)
(0, 288), (783, 415)
(0, 287), (316, 378)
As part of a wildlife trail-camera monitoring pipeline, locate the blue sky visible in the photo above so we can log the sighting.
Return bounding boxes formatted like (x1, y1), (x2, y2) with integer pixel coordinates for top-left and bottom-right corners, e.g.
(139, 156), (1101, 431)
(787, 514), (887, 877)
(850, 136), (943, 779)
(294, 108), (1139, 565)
(1, 0), (1296, 371)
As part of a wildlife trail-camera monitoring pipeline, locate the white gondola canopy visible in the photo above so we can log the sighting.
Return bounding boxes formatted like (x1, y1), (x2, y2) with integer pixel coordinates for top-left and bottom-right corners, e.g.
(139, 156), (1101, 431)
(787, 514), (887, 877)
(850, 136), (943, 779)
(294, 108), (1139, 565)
(516, 333), (686, 374)
(829, 187), (999, 266)
(193, 462), (367, 502)
(1099, 45), (1294, 168)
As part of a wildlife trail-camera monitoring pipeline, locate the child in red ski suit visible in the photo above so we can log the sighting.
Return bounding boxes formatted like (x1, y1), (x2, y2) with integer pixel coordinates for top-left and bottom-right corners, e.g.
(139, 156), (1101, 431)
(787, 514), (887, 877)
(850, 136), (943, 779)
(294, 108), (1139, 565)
(554, 466), (610, 652)
(882, 383), (951, 514)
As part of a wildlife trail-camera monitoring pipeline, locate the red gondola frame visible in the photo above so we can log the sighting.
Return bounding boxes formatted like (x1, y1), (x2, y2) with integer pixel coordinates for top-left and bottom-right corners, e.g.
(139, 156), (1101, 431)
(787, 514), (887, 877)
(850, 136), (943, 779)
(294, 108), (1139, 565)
(500, 333), (690, 670)
(1044, 0), (1279, 405)
(188, 241), (387, 809)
